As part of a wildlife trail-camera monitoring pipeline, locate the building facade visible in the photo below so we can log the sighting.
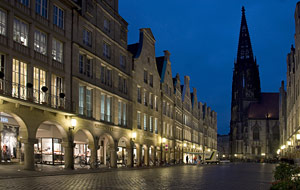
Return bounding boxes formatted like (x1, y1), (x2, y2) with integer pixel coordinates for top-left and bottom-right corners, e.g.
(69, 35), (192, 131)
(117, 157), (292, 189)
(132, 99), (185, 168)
(0, 0), (217, 170)
(230, 7), (280, 160)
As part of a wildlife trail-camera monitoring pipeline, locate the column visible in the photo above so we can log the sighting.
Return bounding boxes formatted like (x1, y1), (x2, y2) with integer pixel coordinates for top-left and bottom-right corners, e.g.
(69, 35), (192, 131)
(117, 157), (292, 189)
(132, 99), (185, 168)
(110, 147), (117, 168)
(126, 147), (133, 167)
(89, 144), (97, 169)
(23, 138), (36, 170)
(137, 145), (142, 166)
(62, 141), (74, 170)
(144, 146), (149, 166)
(152, 146), (156, 166)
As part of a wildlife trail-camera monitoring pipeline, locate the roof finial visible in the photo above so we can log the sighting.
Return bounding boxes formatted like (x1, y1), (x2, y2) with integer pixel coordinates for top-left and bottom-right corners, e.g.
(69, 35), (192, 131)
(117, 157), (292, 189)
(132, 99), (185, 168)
(242, 6), (245, 14)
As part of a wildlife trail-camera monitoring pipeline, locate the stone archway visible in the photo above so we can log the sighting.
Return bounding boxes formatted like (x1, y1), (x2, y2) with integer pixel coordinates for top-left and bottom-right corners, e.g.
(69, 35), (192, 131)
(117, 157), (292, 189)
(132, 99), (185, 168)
(98, 133), (116, 168)
(0, 112), (28, 164)
(35, 121), (68, 166)
(117, 137), (131, 167)
(73, 129), (95, 167)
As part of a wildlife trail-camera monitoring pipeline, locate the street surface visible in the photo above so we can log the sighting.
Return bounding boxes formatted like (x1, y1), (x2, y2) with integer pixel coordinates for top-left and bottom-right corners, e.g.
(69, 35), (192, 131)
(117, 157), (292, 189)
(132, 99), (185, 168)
(0, 163), (275, 190)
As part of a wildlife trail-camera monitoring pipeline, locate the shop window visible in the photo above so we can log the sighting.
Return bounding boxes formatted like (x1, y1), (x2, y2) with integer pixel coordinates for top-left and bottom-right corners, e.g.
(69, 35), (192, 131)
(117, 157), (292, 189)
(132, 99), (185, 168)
(1, 125), (20, 162)
(34, 138), (63, 165)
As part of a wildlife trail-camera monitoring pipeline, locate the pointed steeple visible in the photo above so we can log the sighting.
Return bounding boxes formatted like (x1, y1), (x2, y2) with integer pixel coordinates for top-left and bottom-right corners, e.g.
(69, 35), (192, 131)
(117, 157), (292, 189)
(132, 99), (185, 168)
(237, 6), (254, 62)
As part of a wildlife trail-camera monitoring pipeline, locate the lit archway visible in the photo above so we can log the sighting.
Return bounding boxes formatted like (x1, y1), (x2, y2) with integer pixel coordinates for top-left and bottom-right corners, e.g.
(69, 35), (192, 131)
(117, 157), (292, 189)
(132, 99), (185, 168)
(98, 133), (114, 166)
(0, 112), (28, 163)
(117, 137), (130, 167)
(35, 121), (67, 165)
(73, 129), (94, 165)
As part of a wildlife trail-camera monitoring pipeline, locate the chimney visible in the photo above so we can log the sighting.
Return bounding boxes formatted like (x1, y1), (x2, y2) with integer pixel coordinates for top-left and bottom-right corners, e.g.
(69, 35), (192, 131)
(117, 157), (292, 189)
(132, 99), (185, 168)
(164, 50), (171, 62)
(184, 76), (190, 86)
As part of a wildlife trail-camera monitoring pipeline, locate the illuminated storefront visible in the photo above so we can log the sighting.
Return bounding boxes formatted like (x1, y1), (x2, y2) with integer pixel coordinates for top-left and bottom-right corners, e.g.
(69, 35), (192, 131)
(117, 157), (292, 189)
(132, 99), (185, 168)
(34, 138), (64, 165)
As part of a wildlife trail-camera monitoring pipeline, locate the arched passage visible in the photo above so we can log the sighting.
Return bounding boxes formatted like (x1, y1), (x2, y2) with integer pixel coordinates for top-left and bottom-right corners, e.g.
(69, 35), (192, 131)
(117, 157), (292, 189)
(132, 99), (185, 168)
(98, 133), (115, 167)
(35, 121), (67, 165)
(116, 137), (130, 167)
(73, 129), (94, 166)
(0, 112), (28, 163)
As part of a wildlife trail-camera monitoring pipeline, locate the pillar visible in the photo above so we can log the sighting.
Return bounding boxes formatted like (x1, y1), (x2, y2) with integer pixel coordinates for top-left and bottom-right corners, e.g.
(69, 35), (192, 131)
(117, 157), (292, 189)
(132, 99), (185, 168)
(23, 138), (36, 170)
(137, 145), (142, 166)
(144, 146), (149, 166)
(89, 144), (97, 169)
(152, 146), (156, 166)
(63, 141), (74, 170)
(126, 147), (133, 167)
(110, 147), (117, 168)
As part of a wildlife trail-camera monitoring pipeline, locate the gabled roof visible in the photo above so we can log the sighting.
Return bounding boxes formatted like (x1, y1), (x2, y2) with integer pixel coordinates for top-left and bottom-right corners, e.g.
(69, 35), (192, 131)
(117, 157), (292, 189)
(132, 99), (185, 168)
(248, 93), (279, 119)
(143, 28), (155, 41)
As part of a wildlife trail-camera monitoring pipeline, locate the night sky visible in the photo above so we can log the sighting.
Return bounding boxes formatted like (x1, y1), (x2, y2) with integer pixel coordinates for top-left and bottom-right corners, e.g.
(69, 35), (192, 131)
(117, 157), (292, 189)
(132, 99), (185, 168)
(119, 0), (298, 135)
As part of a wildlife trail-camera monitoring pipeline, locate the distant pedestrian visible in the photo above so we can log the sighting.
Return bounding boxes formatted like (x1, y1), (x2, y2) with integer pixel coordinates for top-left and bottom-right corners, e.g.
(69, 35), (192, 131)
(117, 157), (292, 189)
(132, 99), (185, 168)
(186, 155), (189, 164)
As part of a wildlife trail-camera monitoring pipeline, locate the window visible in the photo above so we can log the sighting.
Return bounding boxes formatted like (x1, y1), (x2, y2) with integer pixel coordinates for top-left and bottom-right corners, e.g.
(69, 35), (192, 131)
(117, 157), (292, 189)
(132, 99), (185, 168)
(100, 94), (105, 120)
(53, 5), (64, 28)
(0, 9), (6, 36)
(137, 111), (141, 129)
(13, 18), (28, 46)
(100, 65), (105, 84)
(123, 78), (127, 94)
(167, 124), (169, 136)
(18, 0), (29, 7)
(34, 30), (47, 55)
(103, 42), (111, 59)
(149, 93), (152, 108)
(137, 87), (141, 103)
(51, 74), (63, 108)
(106, 69), (112, 87)
(120, 55), (126, 69)
(0, 54), (4, 74)
(79, 54), (93, 77)
(86, 88), (92, 117)
(154, 96), (157, 111)
(83, 29), (92, 47)
(154, 118), (158, 134)
(36, 0), (48, 18)
(163, 101), (166, 114)
(52, 38), (63, 62)
(144, 70), (148, 83)
(149, 116), (153, 132)
(163, 122), (166, 135)
(12, 59), (27, 99)
(106, 96), (111, 122)
(143, 90), (147, 106)
(144, 114), (147, 131)
(33, 67), (46, 103)
(123, 103), (127, 126)
(253, 127), (259, 141)
(104, 18), (110, 33)
(149, 74), (153, 87)
(79, 86), (84, 115)
(118, 101), (122, 125)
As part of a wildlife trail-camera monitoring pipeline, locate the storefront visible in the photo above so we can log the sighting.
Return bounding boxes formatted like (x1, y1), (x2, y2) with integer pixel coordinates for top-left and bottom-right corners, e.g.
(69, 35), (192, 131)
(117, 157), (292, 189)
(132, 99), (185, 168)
(133, 144), (137, 166)
(117, 138), (127, 167)
(0, 112), (24, 163)
(35, 122), (64, 165)
(34, 138), (64, 165)
(184, 152), (202, 164)
(74, 130), (90, 164)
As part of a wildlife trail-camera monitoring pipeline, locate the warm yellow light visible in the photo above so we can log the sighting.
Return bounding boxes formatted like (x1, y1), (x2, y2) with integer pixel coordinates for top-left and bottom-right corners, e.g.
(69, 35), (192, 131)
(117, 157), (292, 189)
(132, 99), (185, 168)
(261, 153), (265, 156)
(297, 134), (300, 140)
(281, 145), (286, 150)
(162, 138), (166, 143)
(222, 155), (225, 158)
(234, 154), (237, 157)
(287, 141), (292, 146)
(277, 149), (281, 154)
(207, 148), (211, 152)
(184, 143), (187, 147)
(132, 132), (137, 139)
(193, 145), (195, 149)
(199, 147), (202, 151)
(71, 118), (77, 127)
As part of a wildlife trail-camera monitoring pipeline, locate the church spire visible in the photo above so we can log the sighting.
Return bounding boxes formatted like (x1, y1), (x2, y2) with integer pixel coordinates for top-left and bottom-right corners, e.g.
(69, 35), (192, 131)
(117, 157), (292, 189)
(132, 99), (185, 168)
(237, 6), (254, 61)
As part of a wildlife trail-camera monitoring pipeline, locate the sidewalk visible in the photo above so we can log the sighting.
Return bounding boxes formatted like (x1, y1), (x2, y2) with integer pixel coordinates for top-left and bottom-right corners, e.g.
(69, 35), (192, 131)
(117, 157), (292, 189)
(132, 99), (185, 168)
(0, 163), (185, 179)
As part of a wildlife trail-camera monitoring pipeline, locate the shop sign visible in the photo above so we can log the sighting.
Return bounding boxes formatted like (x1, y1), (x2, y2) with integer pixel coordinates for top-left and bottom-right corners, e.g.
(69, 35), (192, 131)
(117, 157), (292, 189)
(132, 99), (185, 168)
(165, 144), (168, 151)
(0, 117), (8, 123)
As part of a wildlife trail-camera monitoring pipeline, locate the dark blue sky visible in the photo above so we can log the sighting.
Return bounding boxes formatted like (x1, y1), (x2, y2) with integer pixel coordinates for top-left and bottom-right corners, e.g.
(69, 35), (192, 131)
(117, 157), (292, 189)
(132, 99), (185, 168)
(119, 0), (297, 135)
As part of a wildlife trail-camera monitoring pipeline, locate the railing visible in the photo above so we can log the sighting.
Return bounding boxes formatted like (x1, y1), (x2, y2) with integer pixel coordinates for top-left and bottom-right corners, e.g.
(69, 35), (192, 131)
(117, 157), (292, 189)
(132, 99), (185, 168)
(13, 42), (29, 55)
(0, 79), (74, 112)
(52, 59), (64, 70)
(34, 51), (48, 63)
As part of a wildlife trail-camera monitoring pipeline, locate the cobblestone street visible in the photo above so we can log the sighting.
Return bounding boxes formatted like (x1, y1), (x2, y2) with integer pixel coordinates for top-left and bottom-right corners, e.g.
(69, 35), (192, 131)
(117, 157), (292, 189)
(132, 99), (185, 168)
(0, 163), (275, 190)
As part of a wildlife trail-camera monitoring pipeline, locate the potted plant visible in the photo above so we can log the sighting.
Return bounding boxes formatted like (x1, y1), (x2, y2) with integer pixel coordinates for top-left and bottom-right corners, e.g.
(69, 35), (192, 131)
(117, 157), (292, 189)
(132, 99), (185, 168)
(41, 86), (48, 105)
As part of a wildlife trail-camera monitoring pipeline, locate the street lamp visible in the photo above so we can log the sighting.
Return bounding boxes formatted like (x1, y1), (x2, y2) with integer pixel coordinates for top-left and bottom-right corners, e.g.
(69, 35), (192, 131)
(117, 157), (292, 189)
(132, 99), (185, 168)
(297, 134), (300, 140)
(287, 141), (292, 146)
(162, 138), (166, 144)
(70, 118), (77, 130)
(132, 132), (137, 141)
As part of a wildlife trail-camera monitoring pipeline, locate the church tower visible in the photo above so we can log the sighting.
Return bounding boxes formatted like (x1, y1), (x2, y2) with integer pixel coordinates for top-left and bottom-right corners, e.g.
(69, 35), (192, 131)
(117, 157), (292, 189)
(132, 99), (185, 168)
(230, 7), (261, 157)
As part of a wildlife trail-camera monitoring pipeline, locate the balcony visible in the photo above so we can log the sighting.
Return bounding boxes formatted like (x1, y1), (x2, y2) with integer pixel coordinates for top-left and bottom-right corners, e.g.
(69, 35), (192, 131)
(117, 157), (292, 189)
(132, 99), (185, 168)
(0, 35), (7, 46)
(13, 42), (29, 55)
(0, 79), (74, 112)
(34, 51), (48, 63)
